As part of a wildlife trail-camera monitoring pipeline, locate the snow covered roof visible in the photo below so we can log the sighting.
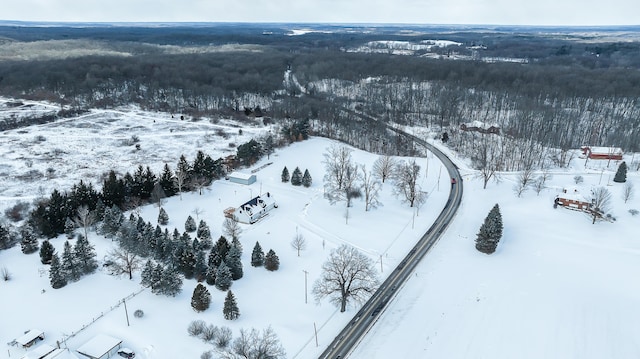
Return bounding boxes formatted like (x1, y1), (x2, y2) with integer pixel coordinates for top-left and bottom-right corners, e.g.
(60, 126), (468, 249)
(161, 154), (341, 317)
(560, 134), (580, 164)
(16, 329), (44, 346)
(42, 349), (80, 359)
(586, 146), (623, 155)
(558, 187), (589, 202)
(229, 171), (255, 180)
(76, 334), (122, 359)
(20, 344), (54, 359)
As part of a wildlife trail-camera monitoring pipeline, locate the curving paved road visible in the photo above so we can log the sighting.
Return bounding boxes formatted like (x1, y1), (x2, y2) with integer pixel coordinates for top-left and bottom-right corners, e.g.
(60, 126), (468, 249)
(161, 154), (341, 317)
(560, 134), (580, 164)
(318, 122), (463, 359)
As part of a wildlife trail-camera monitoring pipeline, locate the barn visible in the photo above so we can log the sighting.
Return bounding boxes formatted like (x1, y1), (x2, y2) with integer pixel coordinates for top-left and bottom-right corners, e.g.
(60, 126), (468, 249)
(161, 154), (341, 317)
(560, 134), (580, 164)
(76, 334), (122, 359)
(226, 192), (277, 224)
(227, 172), (257, 185)
(581, 146), (623, 160)
(21, 344), (55, 359)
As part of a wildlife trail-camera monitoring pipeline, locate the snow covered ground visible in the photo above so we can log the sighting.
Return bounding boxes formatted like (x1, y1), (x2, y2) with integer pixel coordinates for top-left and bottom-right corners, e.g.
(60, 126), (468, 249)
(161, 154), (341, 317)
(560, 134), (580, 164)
(1, 99), (639, 359)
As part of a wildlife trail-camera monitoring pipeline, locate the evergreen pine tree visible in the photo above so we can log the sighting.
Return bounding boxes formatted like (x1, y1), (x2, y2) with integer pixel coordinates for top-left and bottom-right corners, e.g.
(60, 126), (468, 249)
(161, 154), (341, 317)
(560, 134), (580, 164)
(64, 217), (76, 239)
(281, 166), (290, 183)
(185, 215), (197, 233)
(475, 204), (503, 254)
(613, 161), (628, 183)
(159, 265), (183, 296)
(140, 260), (155, 288)
(176, 246), (197, 279)
(215, 260), (233, 291)
(211, 236), (230, 267)
(20, 226), (39, 254)
(191, 283), (212, 312)
(223, 290), (240, 320)
(231, 236), (243, 255)
(264, 249), (280, 271)
(226, 245), (243, 280)
(302, 169), (312, 187)
(74, 235), (98, 274)
(39, 239), (55, 265)
(291, 167), (303, 186)
(251, 241), (264, 267)
(158, 207), (169, 225)
(150, 263), (164, 293)
(205, 264), (217, 286)
(49, 253), (67, 289)
(196, 220), (213, 249)
(61, 240), (81, 281)
(159, 163), (177, 197)
(194, 250), (208, 282)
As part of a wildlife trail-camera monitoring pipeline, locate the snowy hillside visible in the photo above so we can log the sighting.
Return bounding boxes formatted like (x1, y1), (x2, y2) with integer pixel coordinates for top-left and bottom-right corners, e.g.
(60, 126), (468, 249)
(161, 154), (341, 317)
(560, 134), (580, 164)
(1, 98), (639, 359)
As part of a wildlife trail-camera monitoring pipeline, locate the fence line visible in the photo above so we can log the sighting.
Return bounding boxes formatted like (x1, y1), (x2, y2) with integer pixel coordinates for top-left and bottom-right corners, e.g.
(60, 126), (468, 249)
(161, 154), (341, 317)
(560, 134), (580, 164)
(59, 287), (145, 346)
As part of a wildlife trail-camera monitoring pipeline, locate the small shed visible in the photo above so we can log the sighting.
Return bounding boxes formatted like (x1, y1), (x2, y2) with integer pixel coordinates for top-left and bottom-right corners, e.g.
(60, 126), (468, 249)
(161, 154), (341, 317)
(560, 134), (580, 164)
(76, 334), (122, 359)
(228, 172), (257, 185)
(16, 329), (45, 349)
(233, 192), (277, 224)
(20, 344), (55, 359)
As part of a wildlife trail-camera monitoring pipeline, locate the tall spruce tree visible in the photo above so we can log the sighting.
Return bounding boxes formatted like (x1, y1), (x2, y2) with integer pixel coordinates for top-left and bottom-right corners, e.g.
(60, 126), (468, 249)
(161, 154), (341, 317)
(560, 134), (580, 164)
(281, 166), (290, 183)
(475, 204), (503, 254)
(20, 226), (39, 254)
(49, 253), (67, 289)
(226, 245), (243, 280)
(302, 169), (312, 188)
(223, 290), (240, 320)
(191, 283), (212, 312)
(158, 207), (169, 225)
(264, 249), (280, 271)
(251, 241), (265, 267)
(64, 217), (76, 239)
(215, 260), (233, 291)
(194, 250), (208, 282)
(196, 220), (212, 249)
(140, 260), (155, 288)
(185, 215), (197, 233)
(291, 167), (303, 186)
(39, 240), (55, 265)
(61, 240), (81, 281)
(613, 161), (628, 183)
(74, 235), (98, 274)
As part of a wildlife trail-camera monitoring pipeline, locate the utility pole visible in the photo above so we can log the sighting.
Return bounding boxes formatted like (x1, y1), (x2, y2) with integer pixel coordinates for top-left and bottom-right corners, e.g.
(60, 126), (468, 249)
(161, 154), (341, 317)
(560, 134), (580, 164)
(380, 254), (383, 273)
(314, 322), (319, 347)
(123, 298), (130, 327)
(302, 270), (308, 304)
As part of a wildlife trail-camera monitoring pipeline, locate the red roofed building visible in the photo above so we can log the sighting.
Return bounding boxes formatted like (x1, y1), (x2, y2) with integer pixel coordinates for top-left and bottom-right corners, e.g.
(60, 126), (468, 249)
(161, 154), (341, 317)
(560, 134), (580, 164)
(581, 146), (623, 160)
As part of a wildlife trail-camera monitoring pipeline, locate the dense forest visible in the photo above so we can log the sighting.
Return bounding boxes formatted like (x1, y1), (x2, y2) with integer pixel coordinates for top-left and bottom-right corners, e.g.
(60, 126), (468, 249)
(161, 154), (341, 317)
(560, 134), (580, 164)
(1, 23), (640, 162)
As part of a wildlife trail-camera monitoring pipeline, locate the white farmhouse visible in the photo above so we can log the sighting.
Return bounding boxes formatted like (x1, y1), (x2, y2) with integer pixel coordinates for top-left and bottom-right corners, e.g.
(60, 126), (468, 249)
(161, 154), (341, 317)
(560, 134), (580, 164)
(225, 192), (277, 224)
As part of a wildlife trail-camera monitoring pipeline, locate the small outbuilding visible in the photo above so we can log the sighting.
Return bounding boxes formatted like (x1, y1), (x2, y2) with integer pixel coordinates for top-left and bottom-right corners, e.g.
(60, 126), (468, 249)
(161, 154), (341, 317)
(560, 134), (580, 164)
(228, 172), (257, 185)
(76, 334), (122, 359)
(16, 329), (45, 349)
(20, 344), (55, 359)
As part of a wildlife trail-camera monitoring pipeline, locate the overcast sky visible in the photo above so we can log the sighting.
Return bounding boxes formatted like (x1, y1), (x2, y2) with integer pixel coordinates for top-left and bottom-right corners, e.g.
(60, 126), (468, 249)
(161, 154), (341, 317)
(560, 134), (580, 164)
(2, 0), (639, 26)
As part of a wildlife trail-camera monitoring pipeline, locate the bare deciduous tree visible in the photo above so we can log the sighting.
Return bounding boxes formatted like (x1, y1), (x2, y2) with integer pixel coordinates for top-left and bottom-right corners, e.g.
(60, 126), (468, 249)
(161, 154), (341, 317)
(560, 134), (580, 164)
(393, 160), (421, 207)
(106, 247), (143, 280)
(290, 232), (307, 257)
(323, 144), (354, 192)
(215, 326), (286, 359)
(174, 169), (187, 200)
(623, 182), (634, 203)
(74, 205), (94, 241)
(223, 217), (242, 242)
(313, 244), (379, 312)
(589, 187), (612, 224)
(151, 183), (167, 209)
(372, 155), (397, 183)
(361, 165), (382, 211)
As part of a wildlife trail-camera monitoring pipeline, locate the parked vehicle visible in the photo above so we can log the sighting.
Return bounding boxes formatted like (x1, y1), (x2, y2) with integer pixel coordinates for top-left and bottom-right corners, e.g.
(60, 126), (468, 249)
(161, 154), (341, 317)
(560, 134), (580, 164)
(117, 348), (135, 358)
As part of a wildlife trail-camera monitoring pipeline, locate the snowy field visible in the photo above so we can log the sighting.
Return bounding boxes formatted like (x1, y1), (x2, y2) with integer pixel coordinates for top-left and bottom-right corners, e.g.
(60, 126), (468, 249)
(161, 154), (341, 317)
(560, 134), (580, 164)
(1, 98), (639, 359)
